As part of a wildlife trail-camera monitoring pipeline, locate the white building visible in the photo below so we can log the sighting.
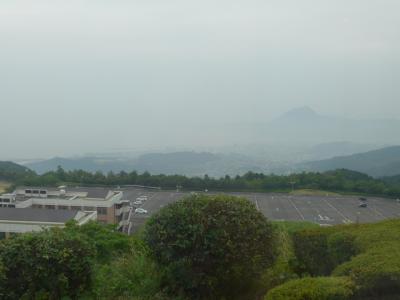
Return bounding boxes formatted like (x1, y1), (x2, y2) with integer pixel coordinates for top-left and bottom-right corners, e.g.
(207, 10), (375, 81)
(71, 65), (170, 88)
(0, 207), (97, 238)
(12, 186), (131, 229)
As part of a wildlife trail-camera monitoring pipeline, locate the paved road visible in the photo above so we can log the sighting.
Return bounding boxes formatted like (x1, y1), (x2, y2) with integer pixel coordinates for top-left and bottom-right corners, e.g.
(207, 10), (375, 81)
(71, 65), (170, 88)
(119, 188), (400, 233)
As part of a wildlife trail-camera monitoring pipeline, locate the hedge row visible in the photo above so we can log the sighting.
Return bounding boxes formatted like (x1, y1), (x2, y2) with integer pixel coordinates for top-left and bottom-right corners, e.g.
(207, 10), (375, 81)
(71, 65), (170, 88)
(265, 276), (354, 300)
(291, 228), (356, 276)
(273, 219), (400, 299)
(333, 243), (400, 298)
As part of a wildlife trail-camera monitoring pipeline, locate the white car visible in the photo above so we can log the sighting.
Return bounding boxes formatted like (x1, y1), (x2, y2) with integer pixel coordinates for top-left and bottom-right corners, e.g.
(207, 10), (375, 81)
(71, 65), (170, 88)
(133, 200), (143, 205)
(135, 208), (148, 214)
(137, 196), (147, 201)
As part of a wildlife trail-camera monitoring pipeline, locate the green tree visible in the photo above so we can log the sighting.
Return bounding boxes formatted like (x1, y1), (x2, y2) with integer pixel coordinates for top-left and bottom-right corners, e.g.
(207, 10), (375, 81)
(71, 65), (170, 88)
(144, 194), (277, 299)
(65, 221), (131, 263)
(92, 238), (164, 300)
(0, 228), (95, 299)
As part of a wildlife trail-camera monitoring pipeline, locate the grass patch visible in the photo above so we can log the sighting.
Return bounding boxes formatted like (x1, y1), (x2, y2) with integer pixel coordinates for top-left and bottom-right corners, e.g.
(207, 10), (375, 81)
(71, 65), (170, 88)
(0, 181), (11, 194)
(272, 221), (319, 235)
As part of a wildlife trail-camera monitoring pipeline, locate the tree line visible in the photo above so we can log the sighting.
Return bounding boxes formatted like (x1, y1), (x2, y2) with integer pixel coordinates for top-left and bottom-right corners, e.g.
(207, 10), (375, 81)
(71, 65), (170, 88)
(7, 166), (400, 198)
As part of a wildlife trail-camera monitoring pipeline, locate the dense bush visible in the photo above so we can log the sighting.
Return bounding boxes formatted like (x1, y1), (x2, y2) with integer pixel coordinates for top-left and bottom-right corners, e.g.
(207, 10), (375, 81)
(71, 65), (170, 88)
(144, 194), (277, 299)
(65, 221), (132, 263)
(92, 238), (165, 300)
(0, 228), (95, 299)
(333, 244), (400, 298)
(264, 276), (354, 300)
(291, 228), (334, 276)
(327, 231), (357, 267)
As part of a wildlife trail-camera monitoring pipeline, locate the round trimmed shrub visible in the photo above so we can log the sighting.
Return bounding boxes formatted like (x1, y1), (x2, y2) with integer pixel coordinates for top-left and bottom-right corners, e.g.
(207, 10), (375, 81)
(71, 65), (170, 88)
(333, 243), (400, 297)
(265, 276), (354, 300)
(144, 194), (277, 299)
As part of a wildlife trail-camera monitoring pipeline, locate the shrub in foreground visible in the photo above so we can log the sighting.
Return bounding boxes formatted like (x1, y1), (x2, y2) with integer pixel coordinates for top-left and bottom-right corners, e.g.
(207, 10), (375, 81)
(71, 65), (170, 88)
(327, 231), (357, 267)
(291, 228), (333, 276)
(0, 228), (95, 299)
(65, 220), (131, 263)
(92, 238), (164, 300)
(144, 194), (277, 299)
(333, 243), (400, 298)
(265, 276), (354, 300)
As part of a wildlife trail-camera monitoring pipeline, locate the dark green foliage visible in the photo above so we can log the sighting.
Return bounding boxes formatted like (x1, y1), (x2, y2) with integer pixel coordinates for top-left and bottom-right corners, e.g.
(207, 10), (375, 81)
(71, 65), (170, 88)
(272, 221), (319, 235)
(264, 276), (355, 300)
(0, 161), (34, 182)
(144, 194), (277, 299)
(0, 228), (95, 299)
(291, 227), (358, 277)
(333, 244), (400, 298)
(92, 237), (165, 300)
(65, 221), (131, 263)
(291, 228), (334, 276)
(287, 220), (400, 299)
(8, 165), (400, 198)
(327, 231), (357, 267)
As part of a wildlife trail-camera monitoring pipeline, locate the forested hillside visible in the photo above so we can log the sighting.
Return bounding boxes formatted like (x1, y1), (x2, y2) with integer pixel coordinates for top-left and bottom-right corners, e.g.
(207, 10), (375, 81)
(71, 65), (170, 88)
(0, 161), (34, 181)
(4, 167), (400, 198)
(301, 146), (400, 177)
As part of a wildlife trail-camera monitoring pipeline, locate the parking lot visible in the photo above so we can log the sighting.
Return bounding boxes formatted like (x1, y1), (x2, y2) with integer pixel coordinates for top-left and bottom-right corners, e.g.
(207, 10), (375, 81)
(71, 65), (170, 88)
(119, 188), (400, 233)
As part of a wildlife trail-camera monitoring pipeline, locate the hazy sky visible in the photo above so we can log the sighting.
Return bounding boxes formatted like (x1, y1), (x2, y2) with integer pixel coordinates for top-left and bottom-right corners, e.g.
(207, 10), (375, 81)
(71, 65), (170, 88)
(1, 0), (399, 158)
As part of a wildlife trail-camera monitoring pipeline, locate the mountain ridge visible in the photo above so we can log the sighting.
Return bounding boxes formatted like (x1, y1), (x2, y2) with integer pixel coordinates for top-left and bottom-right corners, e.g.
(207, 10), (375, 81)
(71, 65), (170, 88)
(300, 145), (400, 177)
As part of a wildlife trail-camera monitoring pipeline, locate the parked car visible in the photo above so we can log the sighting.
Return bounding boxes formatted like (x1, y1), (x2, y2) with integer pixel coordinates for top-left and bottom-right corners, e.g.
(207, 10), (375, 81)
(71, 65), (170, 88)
(359, 203), (367, 208)
(135, 208), (148, 214)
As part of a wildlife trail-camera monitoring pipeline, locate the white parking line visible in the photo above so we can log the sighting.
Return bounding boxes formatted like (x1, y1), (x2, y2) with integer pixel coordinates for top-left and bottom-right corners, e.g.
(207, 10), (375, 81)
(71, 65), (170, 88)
(287, 197), (305, 220)
(323, 199), (352, 224)
(254, 195), (260, 211)
(368, 206), (386, 219)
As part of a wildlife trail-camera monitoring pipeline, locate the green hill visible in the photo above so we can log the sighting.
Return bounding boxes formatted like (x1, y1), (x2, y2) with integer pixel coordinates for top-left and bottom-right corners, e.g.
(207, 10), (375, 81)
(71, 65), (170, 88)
(0, 161), (34, 181)
(301, 146), (400, 177)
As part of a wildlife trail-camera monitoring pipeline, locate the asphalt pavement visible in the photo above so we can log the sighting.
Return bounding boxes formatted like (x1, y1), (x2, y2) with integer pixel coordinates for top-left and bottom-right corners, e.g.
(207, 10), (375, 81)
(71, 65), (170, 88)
(119, 188), (400, 233)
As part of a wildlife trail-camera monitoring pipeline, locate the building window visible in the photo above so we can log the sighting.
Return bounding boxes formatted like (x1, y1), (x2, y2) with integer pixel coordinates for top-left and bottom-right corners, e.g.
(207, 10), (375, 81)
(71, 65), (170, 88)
(40, 190), (47, 195)
(25, 190), (32, 194)
(32, 190), (39, 195)
(97, 207), (107, 215)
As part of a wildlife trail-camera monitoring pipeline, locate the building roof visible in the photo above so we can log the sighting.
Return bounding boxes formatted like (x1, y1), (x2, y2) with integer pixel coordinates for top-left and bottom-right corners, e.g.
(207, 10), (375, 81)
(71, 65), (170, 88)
(66, 187), (111, 199)
(0, 207), (78, 223)
(16, 186), (113, 199)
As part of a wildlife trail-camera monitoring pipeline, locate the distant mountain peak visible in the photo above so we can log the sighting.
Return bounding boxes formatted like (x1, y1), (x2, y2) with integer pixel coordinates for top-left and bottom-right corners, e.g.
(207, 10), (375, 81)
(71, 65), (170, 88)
(280, 106), (318, 119)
